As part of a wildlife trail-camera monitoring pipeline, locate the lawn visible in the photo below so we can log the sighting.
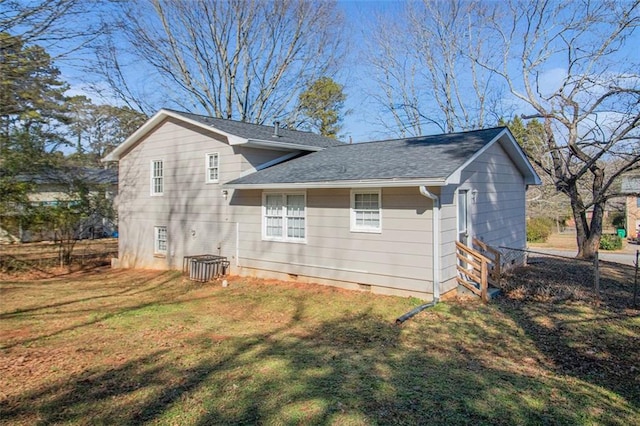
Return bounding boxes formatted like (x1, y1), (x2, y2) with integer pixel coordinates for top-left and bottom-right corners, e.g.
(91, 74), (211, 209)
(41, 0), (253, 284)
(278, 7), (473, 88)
(1, 263), (638, 425)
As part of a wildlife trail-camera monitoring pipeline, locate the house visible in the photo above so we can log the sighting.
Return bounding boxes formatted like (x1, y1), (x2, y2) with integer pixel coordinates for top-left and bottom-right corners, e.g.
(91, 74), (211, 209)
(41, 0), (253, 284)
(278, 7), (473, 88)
(104, 109), (540, 300)
(622, 175), (640, 239)
(0, 167), (118, 243)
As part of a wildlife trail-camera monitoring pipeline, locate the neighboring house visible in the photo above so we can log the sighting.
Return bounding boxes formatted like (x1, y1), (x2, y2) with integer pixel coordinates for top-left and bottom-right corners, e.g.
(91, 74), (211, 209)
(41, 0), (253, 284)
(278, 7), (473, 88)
(104, 109), (540, 300)
(622, 175), (640, 239)
(0, 167), (118, 243)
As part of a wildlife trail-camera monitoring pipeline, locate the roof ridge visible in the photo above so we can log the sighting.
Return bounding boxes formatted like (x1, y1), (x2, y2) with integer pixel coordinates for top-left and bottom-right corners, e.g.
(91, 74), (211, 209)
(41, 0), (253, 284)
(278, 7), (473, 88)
(164, 108), (338, 140)
(323, 126), (507, 148)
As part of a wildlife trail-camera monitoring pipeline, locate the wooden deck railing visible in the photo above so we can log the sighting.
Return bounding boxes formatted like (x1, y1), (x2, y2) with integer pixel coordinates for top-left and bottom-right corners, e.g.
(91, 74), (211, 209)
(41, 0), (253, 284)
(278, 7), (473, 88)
(455, 239), (502, 303)
(472, 237), (501, 286)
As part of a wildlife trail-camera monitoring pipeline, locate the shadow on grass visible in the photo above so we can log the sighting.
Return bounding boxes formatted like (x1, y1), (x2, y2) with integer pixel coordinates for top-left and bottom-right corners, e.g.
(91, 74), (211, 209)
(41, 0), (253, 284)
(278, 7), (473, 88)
(498, 256), (640, 408)
(2, 295), (637, 425)
(0, 272), (197, 350)
(0, 270), (180, 320)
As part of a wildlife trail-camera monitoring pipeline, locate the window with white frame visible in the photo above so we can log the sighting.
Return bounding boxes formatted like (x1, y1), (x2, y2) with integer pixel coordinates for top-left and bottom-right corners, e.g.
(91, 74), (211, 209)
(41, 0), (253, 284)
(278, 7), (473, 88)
(206, 153), (219, 183)
(151, 160), (164, 195)
(263, 192), (306, 242)
(154, 226), (168, 255)
(351, 189), (381, 232)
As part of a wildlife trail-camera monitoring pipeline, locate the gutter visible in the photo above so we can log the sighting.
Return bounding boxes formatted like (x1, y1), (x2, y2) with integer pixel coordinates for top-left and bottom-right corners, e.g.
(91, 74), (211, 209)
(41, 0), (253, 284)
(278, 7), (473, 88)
(245, 139), (326, 152)
(224, 178), (447, 190)
(396, 186), (441, 324)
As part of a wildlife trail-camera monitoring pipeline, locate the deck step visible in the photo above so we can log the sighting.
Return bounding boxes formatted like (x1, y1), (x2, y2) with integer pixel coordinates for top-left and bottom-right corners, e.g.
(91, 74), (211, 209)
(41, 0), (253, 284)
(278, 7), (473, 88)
(456, 281), (501, 300)
(487, 286), (501, 299)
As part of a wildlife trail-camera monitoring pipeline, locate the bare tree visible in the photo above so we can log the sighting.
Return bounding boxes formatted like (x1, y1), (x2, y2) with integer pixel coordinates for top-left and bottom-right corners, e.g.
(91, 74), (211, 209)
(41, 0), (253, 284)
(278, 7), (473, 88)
(0, 0), (106, 58)
(96, 0), (344, 124)
(504, 117), (571, 228)
(477, 0), (640, 258)
(367, 0), (502, 136)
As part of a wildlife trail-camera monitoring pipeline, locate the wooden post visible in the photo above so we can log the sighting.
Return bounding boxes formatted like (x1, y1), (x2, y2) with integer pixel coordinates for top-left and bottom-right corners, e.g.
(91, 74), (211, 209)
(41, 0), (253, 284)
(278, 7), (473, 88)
(633, 250), (639, 307)
(481, 259), (488, 303)
(594, 251), (600, 297)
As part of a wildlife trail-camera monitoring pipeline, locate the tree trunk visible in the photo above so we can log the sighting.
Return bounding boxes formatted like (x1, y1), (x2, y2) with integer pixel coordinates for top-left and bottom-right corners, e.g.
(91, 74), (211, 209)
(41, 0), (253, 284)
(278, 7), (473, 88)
(573, 196), (604, 260)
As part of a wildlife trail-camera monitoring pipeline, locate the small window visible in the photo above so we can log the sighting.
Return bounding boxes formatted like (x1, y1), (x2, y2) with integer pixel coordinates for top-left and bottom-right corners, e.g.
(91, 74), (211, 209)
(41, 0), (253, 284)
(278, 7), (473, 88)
(636, 197), (640, 208)
(206, 153), (219, 183)
(151, 160), (164, 195)
(458, 190), (468, 234)
(262, 192), (306, 242)
(154, 226), (168, 255)
(458, 190), (469, 244)
(351, 189), (381, 233)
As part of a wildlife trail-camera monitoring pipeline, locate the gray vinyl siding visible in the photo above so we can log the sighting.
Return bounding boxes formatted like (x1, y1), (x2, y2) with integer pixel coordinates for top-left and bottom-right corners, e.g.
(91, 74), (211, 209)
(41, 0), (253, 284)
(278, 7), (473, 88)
(439, 140), (527, 287)
(117, 118), (239, 269)
(237, 146), (294, 173)
(436, 187), (458, 293)
(233, 187), (434, 295)
(464, 142), (526, 248)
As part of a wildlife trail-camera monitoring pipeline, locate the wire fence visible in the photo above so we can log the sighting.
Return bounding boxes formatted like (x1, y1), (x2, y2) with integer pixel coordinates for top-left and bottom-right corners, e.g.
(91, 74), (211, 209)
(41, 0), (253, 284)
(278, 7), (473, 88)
(0, 239), (117, 272)
(496, 245), (639, 308)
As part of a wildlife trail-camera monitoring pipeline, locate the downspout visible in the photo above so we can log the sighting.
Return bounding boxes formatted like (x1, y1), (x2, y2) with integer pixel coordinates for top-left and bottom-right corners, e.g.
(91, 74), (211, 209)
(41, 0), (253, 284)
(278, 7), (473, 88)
(396, 186), (441, 325)
(420, 186), (441, 301)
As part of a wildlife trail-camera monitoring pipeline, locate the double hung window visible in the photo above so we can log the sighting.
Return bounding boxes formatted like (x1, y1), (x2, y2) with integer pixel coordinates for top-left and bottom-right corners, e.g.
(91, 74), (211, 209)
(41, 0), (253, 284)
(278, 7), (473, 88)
(206, 153), (219, 183)
(151, 160), (164, 195)
(263, 192), (306, 242)
(351, 189), (381, 233)
(154, 226), (168, 255)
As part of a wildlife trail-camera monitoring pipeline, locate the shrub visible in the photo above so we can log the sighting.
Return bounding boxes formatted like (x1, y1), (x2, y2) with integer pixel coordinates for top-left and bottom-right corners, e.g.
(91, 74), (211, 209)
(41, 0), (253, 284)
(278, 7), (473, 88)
(526, 217), (554, 243)
(599, 234), (623, 251)
(610, 212), (625, 229)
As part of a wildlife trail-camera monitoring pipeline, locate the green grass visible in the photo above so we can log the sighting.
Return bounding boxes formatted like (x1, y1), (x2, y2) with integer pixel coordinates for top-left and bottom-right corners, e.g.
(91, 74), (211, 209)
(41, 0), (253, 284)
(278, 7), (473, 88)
(0, 267), (638, 425)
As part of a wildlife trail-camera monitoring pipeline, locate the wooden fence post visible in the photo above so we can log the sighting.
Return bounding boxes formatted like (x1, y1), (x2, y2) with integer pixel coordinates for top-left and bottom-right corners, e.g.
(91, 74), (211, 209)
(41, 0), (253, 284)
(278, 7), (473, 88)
(594, 251), (600, 297)
(634, 250), (639, 307)
(481, 259), (489, 303)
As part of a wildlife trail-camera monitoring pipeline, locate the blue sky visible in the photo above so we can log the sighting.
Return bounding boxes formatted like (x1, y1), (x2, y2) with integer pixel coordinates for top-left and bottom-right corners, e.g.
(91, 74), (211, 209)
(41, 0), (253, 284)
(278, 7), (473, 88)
(59, 0), (407, 143)
(336, 1), (405, 141)
(55, 0), (639, 144)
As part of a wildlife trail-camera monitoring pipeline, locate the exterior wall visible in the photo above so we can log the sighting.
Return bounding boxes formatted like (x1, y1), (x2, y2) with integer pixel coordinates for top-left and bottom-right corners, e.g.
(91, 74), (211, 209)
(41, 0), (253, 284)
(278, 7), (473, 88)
(115, 119), (528, 301)
(29, 185), (72, 203)
(115, 118), (284, 270)
(626, 196), (640, 239)
(439, 141), (527, 291)
(238, 146), (292, 174)
(232, 187), (435, 299)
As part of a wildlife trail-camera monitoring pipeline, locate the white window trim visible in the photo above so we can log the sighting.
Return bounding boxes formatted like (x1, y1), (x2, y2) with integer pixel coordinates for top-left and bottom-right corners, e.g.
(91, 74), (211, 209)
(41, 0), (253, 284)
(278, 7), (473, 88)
(154, 225), (168, 256)
(205, 152), (220, 184)
(350, 188), (382, 233)
(150, 159), (164, 196)
(262, 191), (307, 243)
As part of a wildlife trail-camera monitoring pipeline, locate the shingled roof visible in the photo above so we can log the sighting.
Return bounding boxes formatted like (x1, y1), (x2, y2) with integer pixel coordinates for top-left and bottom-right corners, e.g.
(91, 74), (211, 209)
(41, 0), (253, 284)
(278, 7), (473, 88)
(225, 127), (538, 188)
(103, 109), (342, 162)
(16, 167), (117, 185)
(168, 110), (343, 149)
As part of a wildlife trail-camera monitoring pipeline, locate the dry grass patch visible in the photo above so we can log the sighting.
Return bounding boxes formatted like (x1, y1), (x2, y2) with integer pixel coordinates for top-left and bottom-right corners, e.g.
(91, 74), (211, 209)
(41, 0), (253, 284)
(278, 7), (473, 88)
(1, 266), (638, 425)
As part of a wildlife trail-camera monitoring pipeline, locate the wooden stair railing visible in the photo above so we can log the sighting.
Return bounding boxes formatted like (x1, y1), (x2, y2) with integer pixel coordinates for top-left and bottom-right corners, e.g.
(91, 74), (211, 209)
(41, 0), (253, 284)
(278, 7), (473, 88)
(455, 240), (502, 303)
(472, 237), (501, 286)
